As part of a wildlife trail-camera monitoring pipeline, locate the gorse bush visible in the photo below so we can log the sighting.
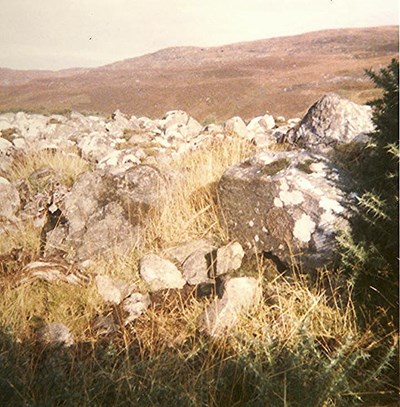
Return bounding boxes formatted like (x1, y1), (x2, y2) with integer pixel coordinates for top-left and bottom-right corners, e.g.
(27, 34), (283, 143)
(339, 59), (399, 325)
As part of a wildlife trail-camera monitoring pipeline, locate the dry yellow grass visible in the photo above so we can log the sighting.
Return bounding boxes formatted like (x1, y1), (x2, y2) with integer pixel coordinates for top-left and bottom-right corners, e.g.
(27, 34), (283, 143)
(0, 130), (397, 405)
(0, 220), (41, 255)
(144, 135), (255, 248)
(7, 149), (90, 188)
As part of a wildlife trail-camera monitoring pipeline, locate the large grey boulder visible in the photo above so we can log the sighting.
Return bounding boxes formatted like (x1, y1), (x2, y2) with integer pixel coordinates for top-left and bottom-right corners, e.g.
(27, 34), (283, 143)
(285, 93), (374, 151)
(46, 165), (165, 260)
(218, 151), (350, 269)
(201, 277), (261, 337)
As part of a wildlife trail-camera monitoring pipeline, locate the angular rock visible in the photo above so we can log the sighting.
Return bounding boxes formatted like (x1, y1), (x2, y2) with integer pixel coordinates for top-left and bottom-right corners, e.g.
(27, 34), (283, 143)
(218, 151), (350, 269)
(224, 116), (248, 139)
(78, 131), (116, 162)
(46, 165), (165, 260)
(216, 242), (245, 276)
(140, 253), (185, 291)
(95, 275), (136, 305)
(0, 137), (13, 152)
(182, 250), (215, 285)
(165, 239), (215, 264)
(286, 93), (374, 151)
(37, 323), (74, 347)
(201, 277), (261, 337)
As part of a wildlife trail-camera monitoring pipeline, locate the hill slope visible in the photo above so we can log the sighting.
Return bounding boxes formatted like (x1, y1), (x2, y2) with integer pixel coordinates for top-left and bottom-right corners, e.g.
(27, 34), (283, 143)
(0, 26), (398, 121)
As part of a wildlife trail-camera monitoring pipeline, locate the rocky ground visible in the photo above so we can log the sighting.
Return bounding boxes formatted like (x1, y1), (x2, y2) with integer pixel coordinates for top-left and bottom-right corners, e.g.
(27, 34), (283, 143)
(0, 93), (375, 339)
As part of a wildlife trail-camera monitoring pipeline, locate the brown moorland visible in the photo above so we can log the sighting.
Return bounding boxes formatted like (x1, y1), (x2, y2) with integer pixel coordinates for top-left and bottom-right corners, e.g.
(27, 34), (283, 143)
(0, 25), (398, 122)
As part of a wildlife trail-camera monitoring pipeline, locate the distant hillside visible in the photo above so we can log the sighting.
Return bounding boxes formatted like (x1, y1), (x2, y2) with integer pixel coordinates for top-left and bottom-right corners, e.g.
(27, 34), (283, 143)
(0, 26), (398, 121)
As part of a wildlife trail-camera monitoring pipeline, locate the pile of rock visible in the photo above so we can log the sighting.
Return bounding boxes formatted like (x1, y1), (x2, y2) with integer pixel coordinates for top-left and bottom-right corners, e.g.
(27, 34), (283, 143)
(0, 93), (376, 345)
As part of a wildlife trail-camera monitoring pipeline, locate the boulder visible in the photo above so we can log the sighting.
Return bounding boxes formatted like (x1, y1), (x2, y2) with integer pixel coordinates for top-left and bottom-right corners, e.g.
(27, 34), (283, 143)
(46, 165), (165, 260)
(139, 253), (186, 291)
(201, 277), (261, 337)
(286, 93), (374, 151)
(218, 151), (350, 269)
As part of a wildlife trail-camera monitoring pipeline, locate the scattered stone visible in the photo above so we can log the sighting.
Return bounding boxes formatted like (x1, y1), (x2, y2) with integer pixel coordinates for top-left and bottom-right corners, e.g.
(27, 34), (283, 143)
(0, 137), (13, 152)
(95, 275), (136, 305)
(122, 293), (151, 324)
(140, 253), (186, 291)
(215, 242), (245, 276)
(201, 277), (261, 337)
(182, 249), (215, 285)
(225, 116), (248, 139)
(37, 323), (74, 347)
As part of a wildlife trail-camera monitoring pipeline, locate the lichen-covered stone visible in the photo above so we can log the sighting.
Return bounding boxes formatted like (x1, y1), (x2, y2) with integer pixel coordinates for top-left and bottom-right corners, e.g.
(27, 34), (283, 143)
(46, 165), (165, 260)
(218, 150), (350, 269)
(285, 93), (374, 152)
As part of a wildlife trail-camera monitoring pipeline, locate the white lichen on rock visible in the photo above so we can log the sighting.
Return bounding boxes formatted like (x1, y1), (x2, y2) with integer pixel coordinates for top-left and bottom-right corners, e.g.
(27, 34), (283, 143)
(293, 214), (316, 243)
(279, 190), (304, 206)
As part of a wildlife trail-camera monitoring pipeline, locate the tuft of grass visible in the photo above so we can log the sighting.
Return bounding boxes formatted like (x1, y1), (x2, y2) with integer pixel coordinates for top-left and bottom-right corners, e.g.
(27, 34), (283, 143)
(144, 135), (255, 249)
(6, 149), (91, 189)
(0, 220), (41, 256)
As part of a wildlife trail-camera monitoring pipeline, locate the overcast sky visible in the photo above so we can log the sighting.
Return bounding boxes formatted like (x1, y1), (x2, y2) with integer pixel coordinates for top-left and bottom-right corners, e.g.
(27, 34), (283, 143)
(0, 0), (398, 71)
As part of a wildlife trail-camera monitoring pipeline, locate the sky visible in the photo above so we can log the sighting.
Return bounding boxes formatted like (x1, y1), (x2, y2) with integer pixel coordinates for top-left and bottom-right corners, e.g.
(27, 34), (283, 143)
(0, 0), (398, 71)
